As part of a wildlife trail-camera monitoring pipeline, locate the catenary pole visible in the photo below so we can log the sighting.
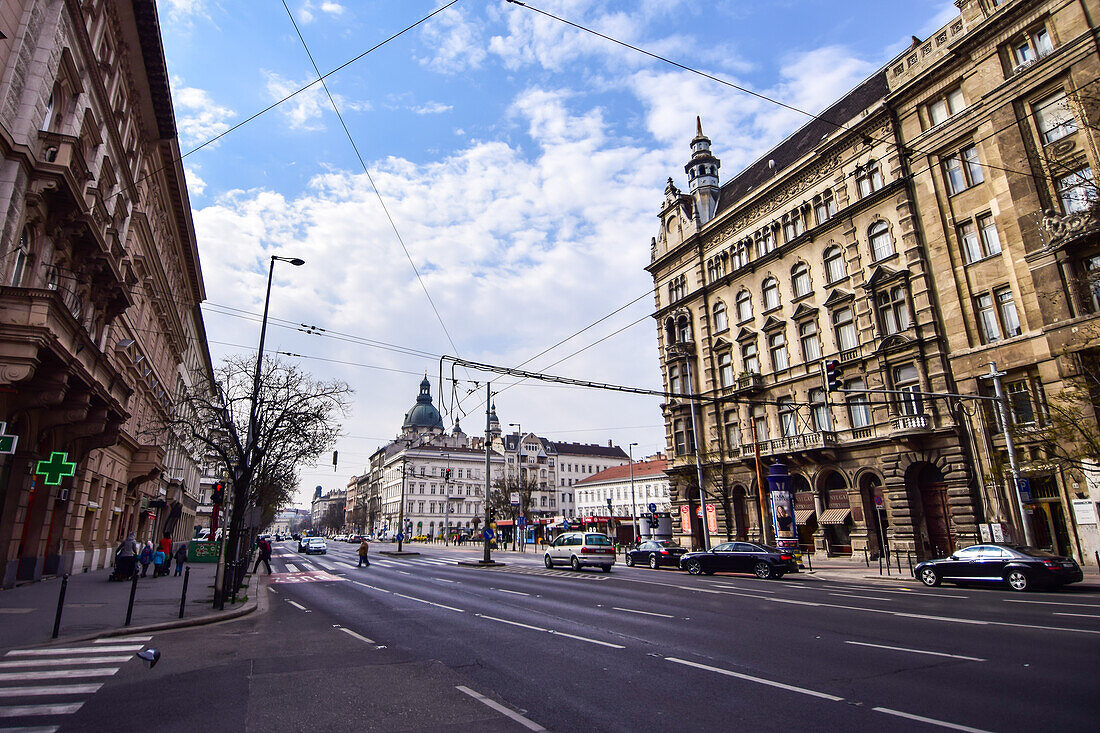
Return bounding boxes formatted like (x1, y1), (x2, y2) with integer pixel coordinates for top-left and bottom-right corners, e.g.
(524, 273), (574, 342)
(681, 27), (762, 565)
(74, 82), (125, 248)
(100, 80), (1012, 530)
(985, 362), (1035, 546)
(482, 382), (493, 564)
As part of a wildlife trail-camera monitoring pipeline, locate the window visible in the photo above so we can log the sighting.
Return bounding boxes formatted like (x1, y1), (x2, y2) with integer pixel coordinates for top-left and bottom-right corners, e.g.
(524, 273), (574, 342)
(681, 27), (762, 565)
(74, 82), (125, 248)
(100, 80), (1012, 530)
(1057, 167), (1097, 214)
(752, 405), (769, 442)
(768, 331), (789, 371)
(1013, 26), (1053, 68)
(712, 302), (728, 332)
(1034, 91), (1077, 145)
(668, 364), (680, 394)
(762, 278), (780, 311)
(996, 286), (1021, 337)
(856, 161), (884, 197)
(673, 418), (694, 455)
(732, 239), (750, 269)
(846, 378), (871, 428)
(756, 226), (776, 255)
(791, 263), (811, 298)
(799, 320), (821, 361)
(778, 397), (797, 437)
(11, 228), (29, 287)
(832, 307), (858, 351)
(742, 341), (759, 373)
(782, 210), (804, 242)
(723, 409), (739, 450)
(676, 315), (692, 343)
(810, 388), (831, 432)
(894, 364), (923, 416)
(929, 87), (965, 125)
(707, 255), (727, 283)
(876, 285), (910, 335)
(736, 290), (753, 322)
(717, 351), (733, 388)
(824, 246), (847, 284)
(813, 190), (836, 225)
(976, 293), (1001, 342)
(1006, 379), (1039, 425)
(943, 145), (984, 194)
(668, 274), (687, 301)
(869, 221), (895, 261)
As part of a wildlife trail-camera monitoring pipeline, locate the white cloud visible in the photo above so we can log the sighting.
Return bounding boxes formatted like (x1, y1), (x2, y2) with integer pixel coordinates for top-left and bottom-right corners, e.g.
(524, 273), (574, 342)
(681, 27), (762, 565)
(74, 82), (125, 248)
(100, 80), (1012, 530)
(411, 102), (453, 115)
(320, 2), (345, 16)
(185, 164), (206, 197)
(162, 0), (209, 21)
(417, 7), (488, 73)
(173, 85), (235, 148)
(262, 72), (370, 130)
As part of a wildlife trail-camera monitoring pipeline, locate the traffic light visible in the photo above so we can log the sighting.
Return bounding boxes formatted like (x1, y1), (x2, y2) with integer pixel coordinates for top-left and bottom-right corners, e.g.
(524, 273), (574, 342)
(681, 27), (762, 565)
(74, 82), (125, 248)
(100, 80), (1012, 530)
(444, 468), (451, 480)
(824, 360), (843, 392)
(211, 481), (224, 505)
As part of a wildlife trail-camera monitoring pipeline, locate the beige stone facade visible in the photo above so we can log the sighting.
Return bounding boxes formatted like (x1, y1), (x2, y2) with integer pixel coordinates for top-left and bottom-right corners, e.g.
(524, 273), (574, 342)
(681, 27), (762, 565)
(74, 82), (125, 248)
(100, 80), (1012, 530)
(0, 0), (212, 584)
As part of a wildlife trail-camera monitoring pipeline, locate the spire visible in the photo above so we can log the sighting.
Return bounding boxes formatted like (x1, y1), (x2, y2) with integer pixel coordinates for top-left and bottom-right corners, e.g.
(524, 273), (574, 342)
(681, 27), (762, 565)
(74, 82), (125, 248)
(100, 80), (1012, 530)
(685, 116), (721, 225)
(696, 115), (702, 137)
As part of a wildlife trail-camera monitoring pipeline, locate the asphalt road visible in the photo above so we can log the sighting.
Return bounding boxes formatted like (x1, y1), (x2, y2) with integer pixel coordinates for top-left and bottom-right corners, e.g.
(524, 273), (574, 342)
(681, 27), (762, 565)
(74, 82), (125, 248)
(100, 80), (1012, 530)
(37, 539), (1100, 732)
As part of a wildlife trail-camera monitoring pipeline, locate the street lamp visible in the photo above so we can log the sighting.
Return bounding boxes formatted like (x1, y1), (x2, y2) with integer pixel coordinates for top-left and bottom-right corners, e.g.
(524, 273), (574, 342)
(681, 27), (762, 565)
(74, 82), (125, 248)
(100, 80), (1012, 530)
(628, 443), (639, 546)
(441, 452), (451, 546)
(509, 423), (521, 550)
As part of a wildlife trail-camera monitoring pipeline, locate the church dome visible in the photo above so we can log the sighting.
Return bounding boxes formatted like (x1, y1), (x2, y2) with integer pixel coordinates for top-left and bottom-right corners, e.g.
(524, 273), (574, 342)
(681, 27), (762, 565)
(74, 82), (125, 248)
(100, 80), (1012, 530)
(402, 376), (444, 431)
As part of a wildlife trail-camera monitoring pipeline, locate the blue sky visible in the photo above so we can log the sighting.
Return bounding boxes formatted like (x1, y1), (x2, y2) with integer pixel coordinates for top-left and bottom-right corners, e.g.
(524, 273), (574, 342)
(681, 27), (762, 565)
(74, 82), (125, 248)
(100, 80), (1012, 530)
(157, 0), (957, 506)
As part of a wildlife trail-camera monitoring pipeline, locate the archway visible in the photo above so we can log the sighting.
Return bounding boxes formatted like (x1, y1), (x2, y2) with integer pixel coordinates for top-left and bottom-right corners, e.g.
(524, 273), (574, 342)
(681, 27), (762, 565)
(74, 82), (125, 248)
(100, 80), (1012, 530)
(731, 484), (749, 541)
(907, 463), (952, 559)
(819, 471), (852, 556)
(791, 474), (816, 555)
(859, 473), (887, 560)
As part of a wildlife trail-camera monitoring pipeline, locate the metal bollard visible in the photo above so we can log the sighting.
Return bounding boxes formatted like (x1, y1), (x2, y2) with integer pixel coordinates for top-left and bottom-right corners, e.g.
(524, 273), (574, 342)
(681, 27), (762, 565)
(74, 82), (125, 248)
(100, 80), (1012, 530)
(231, 561), (240, 604)
(1095, 550), (1099, 570)
(907, 551), (913, 576)
(878, 554), (883, 575)
(52, 574), (69, 639)
(124, 571), (139, 626)
(896, 551), (902, 575)
(863, 547), (869, 567)
(179, 567), (190, 619)
(806, 552), (812, 572)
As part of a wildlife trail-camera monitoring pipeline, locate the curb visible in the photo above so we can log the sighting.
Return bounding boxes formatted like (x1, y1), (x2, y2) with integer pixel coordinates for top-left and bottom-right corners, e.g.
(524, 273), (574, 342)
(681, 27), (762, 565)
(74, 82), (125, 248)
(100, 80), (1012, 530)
(380, 551), (421, 557)
(457, 561), (507, 567)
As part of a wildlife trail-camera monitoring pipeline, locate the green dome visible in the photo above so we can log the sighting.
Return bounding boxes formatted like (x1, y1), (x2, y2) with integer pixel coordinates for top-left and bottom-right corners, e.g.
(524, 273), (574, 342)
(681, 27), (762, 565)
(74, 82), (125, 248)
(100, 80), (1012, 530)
(402, 377), (443, 431)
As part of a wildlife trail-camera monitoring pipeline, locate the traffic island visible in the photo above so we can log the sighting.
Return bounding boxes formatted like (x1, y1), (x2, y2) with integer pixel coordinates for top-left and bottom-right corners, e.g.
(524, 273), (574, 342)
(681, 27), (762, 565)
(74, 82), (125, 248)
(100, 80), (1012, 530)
(457, 560), (507, 567)
(380, 551), (421, 557)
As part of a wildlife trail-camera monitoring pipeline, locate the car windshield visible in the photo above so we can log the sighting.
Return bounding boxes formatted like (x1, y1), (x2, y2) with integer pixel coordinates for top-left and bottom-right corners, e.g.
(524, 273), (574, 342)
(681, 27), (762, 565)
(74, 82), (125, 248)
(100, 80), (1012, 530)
(585, 534), (612, 546)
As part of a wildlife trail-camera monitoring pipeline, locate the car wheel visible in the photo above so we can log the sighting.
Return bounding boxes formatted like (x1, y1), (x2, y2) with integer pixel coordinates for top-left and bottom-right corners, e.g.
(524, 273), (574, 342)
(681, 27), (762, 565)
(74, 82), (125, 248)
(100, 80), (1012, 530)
(571, 556), (581, 572)
(686, 560), (703, 576)
(625, 554), (635, 567)
(602, 565), (612, 573)
(1006, 569), (1030, 592)
(649, 555), (660, 570)
(544, 554), (554, 569)
(919, 567), (940, 587)
(753, 561), (774, 580)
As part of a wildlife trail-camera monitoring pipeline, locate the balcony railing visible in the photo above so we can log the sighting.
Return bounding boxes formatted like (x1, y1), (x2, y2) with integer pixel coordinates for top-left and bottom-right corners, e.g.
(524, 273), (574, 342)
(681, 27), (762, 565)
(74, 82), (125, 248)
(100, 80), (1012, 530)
(838, 345), (862, 363)
(37, 130), (93, 192)
(1041, 204), (1098, 250)
(890, 413), (932, 435)
(737, 431), (837, 459)
(733, 372), (763, 392)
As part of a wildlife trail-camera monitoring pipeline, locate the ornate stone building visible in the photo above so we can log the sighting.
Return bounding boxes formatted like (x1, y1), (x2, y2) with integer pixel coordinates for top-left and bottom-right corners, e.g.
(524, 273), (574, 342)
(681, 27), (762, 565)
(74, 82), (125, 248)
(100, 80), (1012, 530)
(0, 0), (212, 584)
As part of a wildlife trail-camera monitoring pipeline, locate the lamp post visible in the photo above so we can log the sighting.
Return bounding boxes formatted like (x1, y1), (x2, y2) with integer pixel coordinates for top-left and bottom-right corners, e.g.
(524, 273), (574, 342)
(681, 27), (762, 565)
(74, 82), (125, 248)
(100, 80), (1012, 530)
(628, 442), (639, 546)
(442, 452), (450, 546)
(509, 423), (521, 550)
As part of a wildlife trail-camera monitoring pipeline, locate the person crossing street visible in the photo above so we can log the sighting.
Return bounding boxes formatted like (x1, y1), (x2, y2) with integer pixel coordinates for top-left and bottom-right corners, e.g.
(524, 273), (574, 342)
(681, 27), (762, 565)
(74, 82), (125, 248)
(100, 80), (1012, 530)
(357, 537), (371, 567)
(252, 535), (272, 574)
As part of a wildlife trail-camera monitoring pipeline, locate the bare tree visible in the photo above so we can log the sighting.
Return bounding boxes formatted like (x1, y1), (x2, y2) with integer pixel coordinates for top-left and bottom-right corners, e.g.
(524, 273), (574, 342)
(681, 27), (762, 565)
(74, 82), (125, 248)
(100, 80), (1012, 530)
(490, 473), (539, 548)
(1015, 352), (1100, 482)
(321, 501), (346, 533)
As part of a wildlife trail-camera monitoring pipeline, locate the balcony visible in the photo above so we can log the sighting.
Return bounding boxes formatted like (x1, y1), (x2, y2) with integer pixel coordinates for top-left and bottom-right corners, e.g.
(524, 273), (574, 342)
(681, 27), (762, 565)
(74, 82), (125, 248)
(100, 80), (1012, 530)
(737, 431), (837, 459)
(665, 340), (695, 359)
(890, 413), (932, 436)
(838, 345), (862, 363)
(1041, 204), (1098, 251)
(37, 131), (93, 195)
(732, 372), (763, 392)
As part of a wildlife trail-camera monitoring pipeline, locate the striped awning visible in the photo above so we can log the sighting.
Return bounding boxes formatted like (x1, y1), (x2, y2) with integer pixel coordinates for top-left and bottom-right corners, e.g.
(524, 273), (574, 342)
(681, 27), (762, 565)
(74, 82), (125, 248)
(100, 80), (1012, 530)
(794, 509), (815, 524)
(819, 508), (852, 525)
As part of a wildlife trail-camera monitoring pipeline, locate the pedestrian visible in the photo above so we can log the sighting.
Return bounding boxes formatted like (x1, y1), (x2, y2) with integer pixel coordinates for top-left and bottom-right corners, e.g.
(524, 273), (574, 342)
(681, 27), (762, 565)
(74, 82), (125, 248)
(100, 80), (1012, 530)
(138, 541), (153, 577)
(174, 543), (188, 576)
(116, 532), (139, 580)
(357, 537), (370, 567)
(252, 535), (272, 574)
(158, 532), (173, 565)
(152, 547), (166, 577)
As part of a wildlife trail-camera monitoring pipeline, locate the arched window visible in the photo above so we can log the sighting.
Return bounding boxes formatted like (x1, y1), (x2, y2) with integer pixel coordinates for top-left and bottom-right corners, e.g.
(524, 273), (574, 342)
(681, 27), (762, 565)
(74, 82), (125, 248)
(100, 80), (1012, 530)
(665, 317), (676, 344)
(791, 263), (811, 298)
(717, 351), (733, 387)
(676, 315), (692, 343)
(856, 160), (884, 197)
(736, 290), (753, 322)
(11, 228), (30, 287)
(823, 245), (847, 284)
(869, 221), (894, 261)
(712, 301), (728, 332)
(762, 277), (780, 311)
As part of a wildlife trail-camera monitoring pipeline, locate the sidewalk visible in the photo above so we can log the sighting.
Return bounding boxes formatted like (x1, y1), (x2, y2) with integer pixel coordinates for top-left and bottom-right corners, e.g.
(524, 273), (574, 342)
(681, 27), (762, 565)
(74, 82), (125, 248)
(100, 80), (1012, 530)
(0, 559), (255, 649)
(796, 554), (1100, 589)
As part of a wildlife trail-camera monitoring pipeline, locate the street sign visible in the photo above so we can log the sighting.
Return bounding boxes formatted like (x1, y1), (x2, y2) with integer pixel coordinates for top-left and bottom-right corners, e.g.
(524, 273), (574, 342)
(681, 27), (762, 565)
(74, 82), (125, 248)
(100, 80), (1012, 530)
(873, 495), (884, 507)
(0, 423), (18, 455)
(483, 527), (495, 540)
(1017, 478), (1032, 503)
(396, 532), (404, 542)
(562, 520), (570, 530)
(517, 516), (526, 527)
(648, 502), (657, 513)
(510, 492), (520, 506)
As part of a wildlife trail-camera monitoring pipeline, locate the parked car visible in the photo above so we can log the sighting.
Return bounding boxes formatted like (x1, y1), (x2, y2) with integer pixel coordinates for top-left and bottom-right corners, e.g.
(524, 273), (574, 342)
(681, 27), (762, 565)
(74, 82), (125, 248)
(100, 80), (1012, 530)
(679, 542), (797, 579)
(297, 535), (313, 552)
(544, 532), (615, 572)
(626, 540), (687, 569)
(915, 544), (1083, 591)
(303, 537), (328, 555)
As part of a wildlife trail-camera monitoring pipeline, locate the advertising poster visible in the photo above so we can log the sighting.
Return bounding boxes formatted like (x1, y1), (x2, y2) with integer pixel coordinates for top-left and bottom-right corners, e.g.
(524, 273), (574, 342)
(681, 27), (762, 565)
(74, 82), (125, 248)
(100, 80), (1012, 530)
(678, 503), (691, 533)
(705, 503), (718, 533)
(770, 489), (798, 551)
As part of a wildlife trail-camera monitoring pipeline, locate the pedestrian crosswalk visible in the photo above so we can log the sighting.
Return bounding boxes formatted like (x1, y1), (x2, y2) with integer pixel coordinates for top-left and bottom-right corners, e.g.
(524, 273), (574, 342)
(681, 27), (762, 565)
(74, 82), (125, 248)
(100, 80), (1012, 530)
(0, 635), (153, 732)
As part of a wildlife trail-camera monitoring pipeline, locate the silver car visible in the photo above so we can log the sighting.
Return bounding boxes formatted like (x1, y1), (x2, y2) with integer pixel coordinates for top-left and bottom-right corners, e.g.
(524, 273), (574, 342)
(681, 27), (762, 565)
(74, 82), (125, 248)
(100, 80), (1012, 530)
(544, 532), (615, 572)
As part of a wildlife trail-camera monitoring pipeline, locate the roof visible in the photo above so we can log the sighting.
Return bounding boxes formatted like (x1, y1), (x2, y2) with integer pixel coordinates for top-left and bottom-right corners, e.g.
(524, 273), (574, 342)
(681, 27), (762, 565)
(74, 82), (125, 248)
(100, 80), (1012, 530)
(713, 69), (889, 218)
(575, 459), (669, 485)
(551, 442), (630, 459)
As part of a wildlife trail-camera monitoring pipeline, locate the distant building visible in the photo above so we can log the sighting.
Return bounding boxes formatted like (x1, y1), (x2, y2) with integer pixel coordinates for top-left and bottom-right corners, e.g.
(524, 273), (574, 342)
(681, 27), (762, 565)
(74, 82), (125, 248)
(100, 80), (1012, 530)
(575, 458), (671, 525)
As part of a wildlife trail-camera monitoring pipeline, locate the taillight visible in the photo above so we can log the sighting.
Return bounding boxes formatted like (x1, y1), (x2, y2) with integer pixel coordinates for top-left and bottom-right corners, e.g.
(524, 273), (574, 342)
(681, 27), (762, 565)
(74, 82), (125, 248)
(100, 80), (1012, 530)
(780, 554), (792, 561)
(660, 550), (669, 555)
(1042, 560), (1058, 569)
(581, 547), (595, 554)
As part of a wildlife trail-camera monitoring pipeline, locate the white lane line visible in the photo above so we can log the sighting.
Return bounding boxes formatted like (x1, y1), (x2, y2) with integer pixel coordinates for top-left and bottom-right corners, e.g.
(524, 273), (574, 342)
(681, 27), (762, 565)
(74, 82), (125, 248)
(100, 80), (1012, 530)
(313, 559), (337, 570)
(352, 581), (389, 593)
(0, 657), (133, 668)
(612, 607), (674, 619)
(1053, 612), (1100, 618)
(396, 570), (412, 576)
(829, 592), (893, 602)
(873, 707), (993, 732)
(0, 684), (102, 697)
(1004, 599), (1100, 608)
(666, 657), (844, 701)
(0, 726), (60, 733)
(455, 686), (545, 731)
(844, 641), (985, 662)
(495, 588), (530, 596)
(893, 612), (987, 625)
(338, 628), (375, 644)
(434, 578), (457, 583)
(0, 704), (83, 718)
(286, 600), (309, 612)
(548, 631), (625, 649)
(6, 646), (143, 657)
(285, 563), (303, 573)
(769, 598), (820, 607)
(268, 587), (278, 594)
(476, 614), (548, 632)
(391, 593), (464, 613)
(0, 668), (119, 681)
(93, 636), (151, 643)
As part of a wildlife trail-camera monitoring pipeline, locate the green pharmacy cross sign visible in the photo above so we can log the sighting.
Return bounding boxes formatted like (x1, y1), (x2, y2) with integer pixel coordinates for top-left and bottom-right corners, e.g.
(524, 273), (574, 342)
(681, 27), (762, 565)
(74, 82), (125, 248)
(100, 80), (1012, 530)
(36, 451), (76, 486)
(0, 422), (17, 455)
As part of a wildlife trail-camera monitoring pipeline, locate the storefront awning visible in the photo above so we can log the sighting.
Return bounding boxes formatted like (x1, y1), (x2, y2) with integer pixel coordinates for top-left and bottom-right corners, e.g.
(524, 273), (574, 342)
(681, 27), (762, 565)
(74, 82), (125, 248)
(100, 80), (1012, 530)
(794, 509), (815, 524)
(819, 508), (851, 525)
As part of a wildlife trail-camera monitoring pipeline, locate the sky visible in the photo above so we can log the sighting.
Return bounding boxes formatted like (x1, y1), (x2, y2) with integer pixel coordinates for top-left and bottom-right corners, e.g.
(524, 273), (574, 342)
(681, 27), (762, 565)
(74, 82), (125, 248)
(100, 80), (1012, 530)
(156, 0), (959, 508)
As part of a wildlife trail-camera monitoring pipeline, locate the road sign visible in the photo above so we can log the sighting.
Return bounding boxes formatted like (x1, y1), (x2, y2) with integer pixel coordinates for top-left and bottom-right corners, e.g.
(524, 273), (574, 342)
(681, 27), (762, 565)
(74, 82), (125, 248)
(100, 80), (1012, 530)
(1017, 477), (1032, 503)
(396, 532), (404, 542)
(0, 423), (18, 455)
(562, 520), (570, 530)
(483, 527), (495, 540)
(648, 502), (657, 513)
(873, 495), (884, 507)
(510, 492), (520, 506)
(517, 516), (526, 527)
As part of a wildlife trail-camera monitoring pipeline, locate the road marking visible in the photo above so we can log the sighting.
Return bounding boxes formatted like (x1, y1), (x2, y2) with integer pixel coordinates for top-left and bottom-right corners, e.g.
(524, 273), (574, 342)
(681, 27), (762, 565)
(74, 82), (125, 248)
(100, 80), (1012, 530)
(666, 657), (844, 701)
(476, 615), (548, 632)
(0, 704), (83, 718)
(352, 581), (389, 593)
(285, 563), (303, 573)
(286, 600), (309, 612)
(396, 570), (412, 576)
(455, 686), (545, 731)
(93, 636), (151, 643)
(313, 559), (337, 570)
(872, 707), (993, 732)
(711, 584), (775, 593)
(0, 669), (119, 681)
(548, 631), (625, 649)
(392, 593), (465, 613)
(0, 684), (102, 697)
(893, 612), (987, 625)
(0, 609), (33, 614)
(612, 607), (675, 618)
(844, 641), (985, 662)
(769, 598), (820, 607)
(0, 727), (59, 733)
(1053, 612), (1100, 618)
(495, 588), (530, 596)
(338, 628), (375, 644)
(434, 578), (457, 583)
(829, 592), (893, 602)
(268, 587), (278, 594)
(6, 646), (142, 657)
(0, 657), (133, 669)
(1005, 599), (1100, 608)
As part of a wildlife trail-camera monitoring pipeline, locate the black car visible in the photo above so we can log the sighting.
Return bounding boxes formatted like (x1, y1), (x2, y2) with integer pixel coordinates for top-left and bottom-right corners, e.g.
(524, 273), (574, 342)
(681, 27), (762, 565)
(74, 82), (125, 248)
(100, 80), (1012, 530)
(915, 543), (1083, 591)
(679, 542), (798, 579)
(625, 540), (687, 569)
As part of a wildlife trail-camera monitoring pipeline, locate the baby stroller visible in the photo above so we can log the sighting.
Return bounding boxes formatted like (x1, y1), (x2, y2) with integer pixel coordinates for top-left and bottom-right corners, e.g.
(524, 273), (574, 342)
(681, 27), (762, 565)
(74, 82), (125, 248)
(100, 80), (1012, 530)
(108, 549), (139, 582)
